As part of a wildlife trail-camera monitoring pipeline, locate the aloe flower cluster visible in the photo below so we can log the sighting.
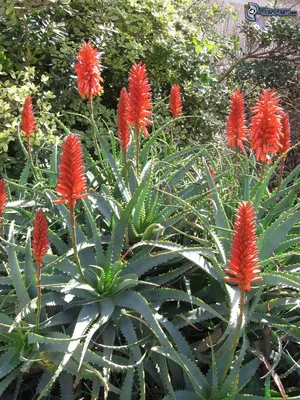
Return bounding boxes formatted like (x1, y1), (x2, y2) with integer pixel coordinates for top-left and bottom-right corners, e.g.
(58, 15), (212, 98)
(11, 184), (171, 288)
(21, 96), (36, 139)
(225, 201), (261, 292)
(32, 209), (49, 269)
(250, 89), (283, 163)
(54, 133), (88, 210)
(169, 84), (183, 119)
(127, 62), (153, 138)
(74, 41), (104, 103)
(226, 90), (248, 152)
(226, 89), (291, 164)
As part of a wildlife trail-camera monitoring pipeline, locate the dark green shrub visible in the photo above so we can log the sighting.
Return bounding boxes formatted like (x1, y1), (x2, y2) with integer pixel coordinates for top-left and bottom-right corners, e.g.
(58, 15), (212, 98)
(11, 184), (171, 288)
(0, 0), (238, 172)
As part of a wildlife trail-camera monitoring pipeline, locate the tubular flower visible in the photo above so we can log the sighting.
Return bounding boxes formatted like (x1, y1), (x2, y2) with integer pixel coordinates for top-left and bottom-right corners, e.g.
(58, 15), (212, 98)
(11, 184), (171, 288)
(54, 133), (88, 209)
(279, 112), (291, 161)
(226, 90), (248, 152)
(250, 89), (282, 163)
(169, 84), (183, 119)
(74, 41), (104, 102)
(225, 201), (261, 292)
(21, 96), (36, 138)
(117, 88), (130, 154)
(32, 209), (49, 268)
(127, 62), (152, 138)
(0, 179), (7, 217)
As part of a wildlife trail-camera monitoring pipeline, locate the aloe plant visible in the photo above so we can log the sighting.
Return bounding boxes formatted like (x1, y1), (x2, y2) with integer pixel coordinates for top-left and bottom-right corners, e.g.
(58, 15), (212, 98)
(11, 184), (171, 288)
(0, 165), (223, 399)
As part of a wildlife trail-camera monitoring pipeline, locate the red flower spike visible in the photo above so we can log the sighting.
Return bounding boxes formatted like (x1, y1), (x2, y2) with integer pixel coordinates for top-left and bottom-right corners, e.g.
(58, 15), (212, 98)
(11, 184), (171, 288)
(74, 41), (104, 102)
(54, 133), (88, 209)
(0, 179), (8, 217)
(117, 88), (130, 153)
(209, 167), (215, 181)
(250, 89), (283, 163)
(32, 209), (50, 268)
(225, 201), (262, 292)
(169, 84), (183, 119)
(226, 90), (248, 152)
(127, 62), (152, 138)
(21, 96), (36, 138)
(279, 112), (291, 160)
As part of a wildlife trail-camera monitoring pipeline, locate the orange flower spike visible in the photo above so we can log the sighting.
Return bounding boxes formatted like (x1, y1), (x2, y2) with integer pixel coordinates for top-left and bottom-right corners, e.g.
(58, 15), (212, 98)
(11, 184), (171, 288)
(169, 84), (183, 119)
(127, 62), (152, 138)
(32, 209), (50, 269)
(250, 89), (283, 163)
(225, 201), (262, 292)
(21, 96), (36, 138)
(117, 88), (130, 154)
(0, 179), (7, 217)
(54, 134), (88, 209)
(74, 41), (104, 102)
(279, 112), (291, 161)
(226, 90), (248, 152)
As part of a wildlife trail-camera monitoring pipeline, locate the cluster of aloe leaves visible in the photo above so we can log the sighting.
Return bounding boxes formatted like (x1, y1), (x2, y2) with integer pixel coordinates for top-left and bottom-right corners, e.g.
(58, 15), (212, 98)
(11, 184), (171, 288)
(0, 115), (299, 400)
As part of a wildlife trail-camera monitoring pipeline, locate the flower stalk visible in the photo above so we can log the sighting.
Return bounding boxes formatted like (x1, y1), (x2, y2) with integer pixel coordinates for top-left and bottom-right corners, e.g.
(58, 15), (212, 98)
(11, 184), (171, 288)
(0, 179), (7, 239)
(32, 210), (49, 331)
(70, 205), (86, 281)
(220, 290), (246, 384)
(260, 161), (266, 182)
(90, 101), (102, 161)
(135, 127), (140, 174)
(275, 112), (291, 197)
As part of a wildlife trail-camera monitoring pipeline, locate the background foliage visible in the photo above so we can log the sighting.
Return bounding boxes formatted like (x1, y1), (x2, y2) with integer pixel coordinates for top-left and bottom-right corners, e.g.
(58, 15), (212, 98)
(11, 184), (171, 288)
(0, 0), (238, 171)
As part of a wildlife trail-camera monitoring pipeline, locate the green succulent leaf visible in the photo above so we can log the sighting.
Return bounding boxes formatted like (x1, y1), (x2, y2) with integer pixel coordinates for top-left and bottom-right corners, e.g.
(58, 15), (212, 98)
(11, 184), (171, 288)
(152, 346), (209, 399)
(7, 222), (33, 321)
(36, 302), (101, 399)
(162, 391), (199, 400)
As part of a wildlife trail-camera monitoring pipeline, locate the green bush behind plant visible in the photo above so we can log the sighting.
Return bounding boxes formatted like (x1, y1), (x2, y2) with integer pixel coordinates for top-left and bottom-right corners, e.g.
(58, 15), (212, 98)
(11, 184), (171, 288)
(0, 66), (57, 173)
(0, 0), (237, 172)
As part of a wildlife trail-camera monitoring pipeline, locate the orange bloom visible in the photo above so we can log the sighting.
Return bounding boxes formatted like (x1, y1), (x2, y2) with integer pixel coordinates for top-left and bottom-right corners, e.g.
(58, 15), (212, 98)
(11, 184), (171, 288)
(32, 209), (49, 268)
(117, 88), (130, 154)
(21, 96), (36, 138)
(225, 201), (261, 292)
(0, 179), (7, 217)
(169, 84), (183, 119)
(127, 62), (152, 138)
(54, 134), (88, 209)
(74, 41), (104, 102)
(250, 89), (282, 163)
(279, 112), (291, 161)
(226, 90), (248, 152)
